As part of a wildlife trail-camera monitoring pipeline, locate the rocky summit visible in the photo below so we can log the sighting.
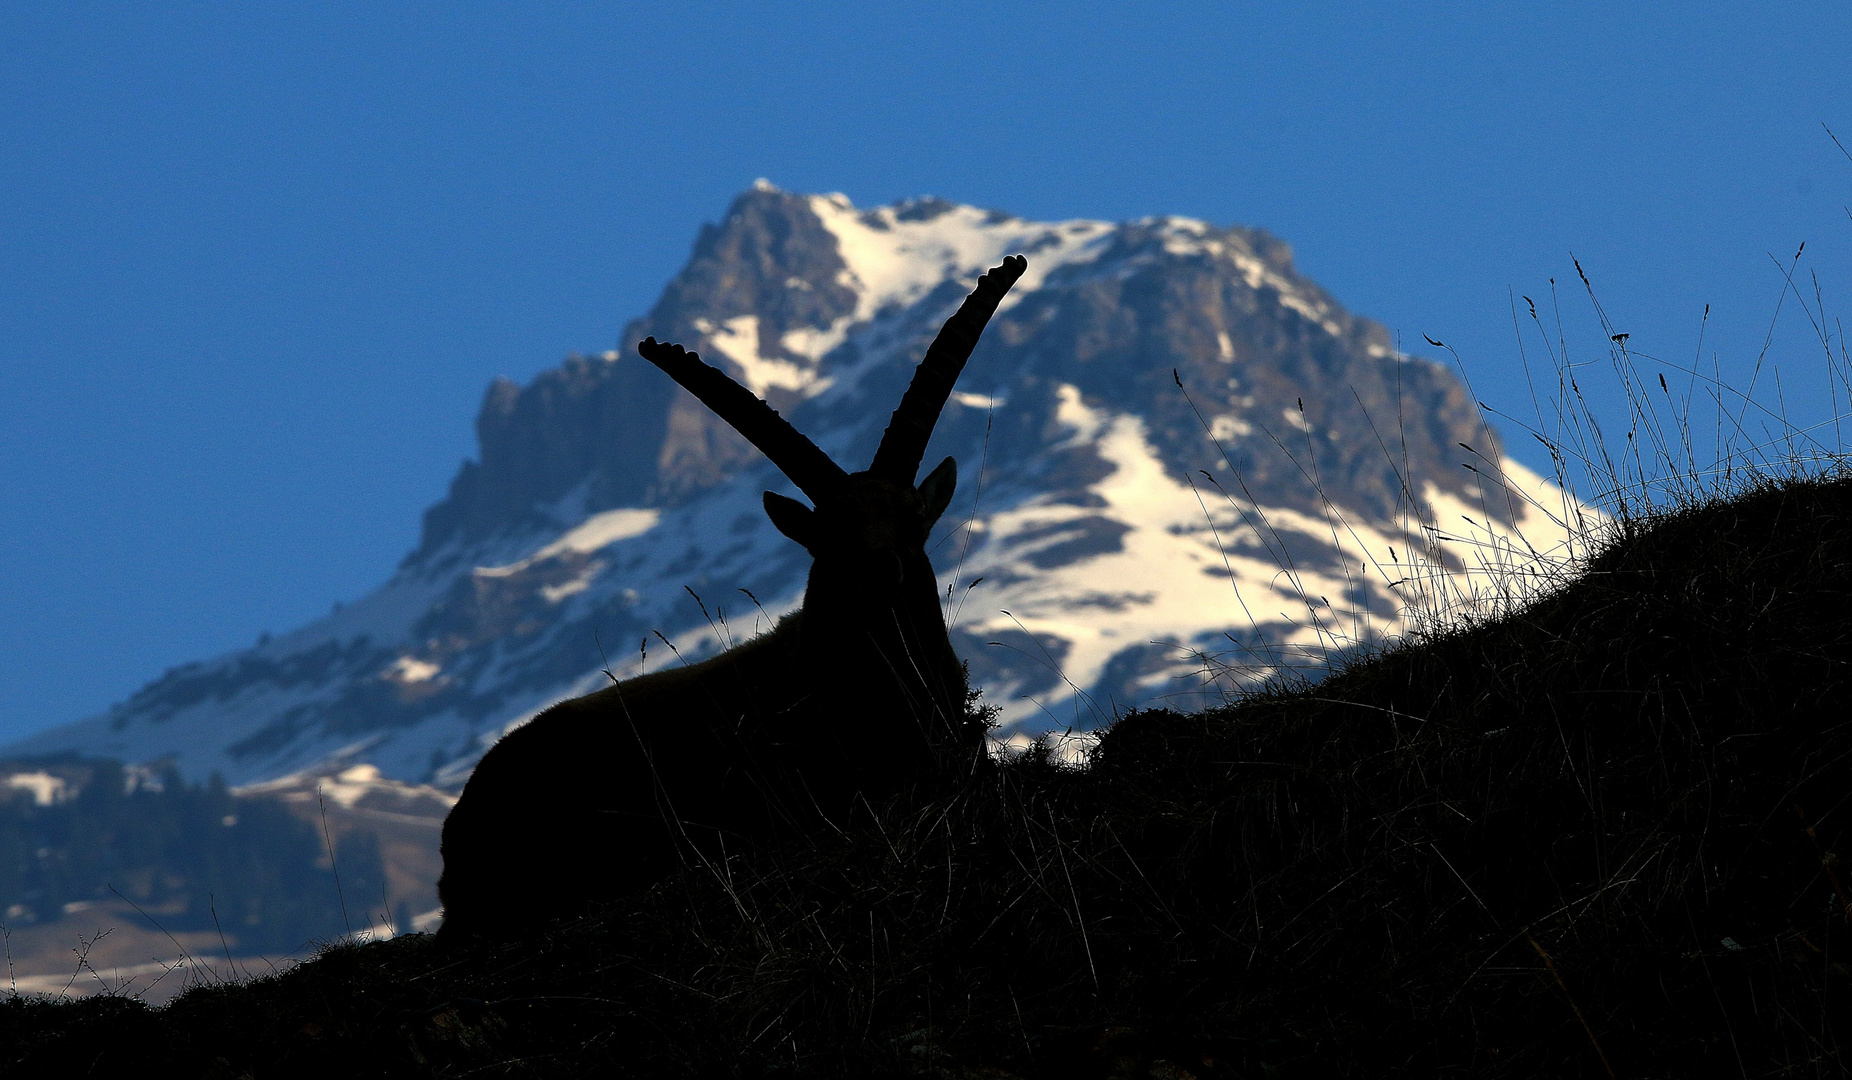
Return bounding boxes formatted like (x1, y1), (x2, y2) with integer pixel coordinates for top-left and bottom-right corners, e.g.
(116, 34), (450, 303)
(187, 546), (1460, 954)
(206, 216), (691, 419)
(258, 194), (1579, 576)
(8, 183), (1585, 788)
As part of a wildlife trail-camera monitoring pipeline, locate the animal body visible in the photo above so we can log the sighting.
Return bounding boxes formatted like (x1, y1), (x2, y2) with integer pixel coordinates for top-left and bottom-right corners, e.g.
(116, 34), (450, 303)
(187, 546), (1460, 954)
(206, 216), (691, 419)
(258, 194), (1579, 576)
(436, 255), (1027, 940)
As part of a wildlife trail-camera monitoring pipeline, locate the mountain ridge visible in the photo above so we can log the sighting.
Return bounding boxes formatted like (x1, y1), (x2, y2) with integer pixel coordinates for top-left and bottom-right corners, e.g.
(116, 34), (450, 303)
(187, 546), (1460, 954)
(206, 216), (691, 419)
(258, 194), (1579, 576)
(7, 184), (1585, 788)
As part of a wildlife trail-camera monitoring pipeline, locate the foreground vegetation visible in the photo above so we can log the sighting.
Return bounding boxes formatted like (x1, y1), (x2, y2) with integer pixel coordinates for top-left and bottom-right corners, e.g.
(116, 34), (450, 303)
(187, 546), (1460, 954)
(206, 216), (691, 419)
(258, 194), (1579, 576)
(2, 469), (1848, 1076)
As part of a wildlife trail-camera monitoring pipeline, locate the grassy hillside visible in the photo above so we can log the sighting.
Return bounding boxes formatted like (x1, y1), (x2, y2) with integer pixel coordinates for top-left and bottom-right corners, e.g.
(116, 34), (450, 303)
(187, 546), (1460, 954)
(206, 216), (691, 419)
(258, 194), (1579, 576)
(2, 470), (1847, 1076)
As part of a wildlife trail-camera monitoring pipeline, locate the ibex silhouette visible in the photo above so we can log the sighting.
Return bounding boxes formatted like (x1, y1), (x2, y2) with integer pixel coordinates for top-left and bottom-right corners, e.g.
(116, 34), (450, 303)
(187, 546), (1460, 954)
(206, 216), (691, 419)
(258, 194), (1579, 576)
(436, 255), (1028, 940)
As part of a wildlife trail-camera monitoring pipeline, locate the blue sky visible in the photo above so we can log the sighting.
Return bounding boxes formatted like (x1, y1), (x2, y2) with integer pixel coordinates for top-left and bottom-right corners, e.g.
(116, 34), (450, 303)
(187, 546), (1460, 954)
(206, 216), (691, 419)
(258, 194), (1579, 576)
(3, 3), (1850, 744)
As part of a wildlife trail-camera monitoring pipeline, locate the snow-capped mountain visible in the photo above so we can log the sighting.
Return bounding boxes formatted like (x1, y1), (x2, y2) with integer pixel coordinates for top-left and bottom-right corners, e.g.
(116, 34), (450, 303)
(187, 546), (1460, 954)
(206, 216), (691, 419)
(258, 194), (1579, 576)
(8, 183), (1587, 787)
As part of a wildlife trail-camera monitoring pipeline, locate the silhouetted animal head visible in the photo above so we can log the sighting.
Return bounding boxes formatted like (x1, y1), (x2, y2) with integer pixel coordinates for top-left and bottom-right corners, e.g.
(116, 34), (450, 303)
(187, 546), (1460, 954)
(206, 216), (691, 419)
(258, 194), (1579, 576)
(638, 253), (1025, 610)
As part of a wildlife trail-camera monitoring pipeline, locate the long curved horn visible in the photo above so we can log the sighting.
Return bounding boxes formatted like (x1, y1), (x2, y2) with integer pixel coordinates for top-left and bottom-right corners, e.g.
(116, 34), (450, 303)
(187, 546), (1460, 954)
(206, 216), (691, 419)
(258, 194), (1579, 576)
(638, 337), (849, 502)
(869, 255), (1027, 483)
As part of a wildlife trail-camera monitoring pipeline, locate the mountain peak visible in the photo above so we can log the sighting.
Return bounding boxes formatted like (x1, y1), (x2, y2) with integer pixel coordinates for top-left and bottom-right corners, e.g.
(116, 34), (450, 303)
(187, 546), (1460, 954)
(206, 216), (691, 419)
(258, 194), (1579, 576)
(9, 188), (1586, 787)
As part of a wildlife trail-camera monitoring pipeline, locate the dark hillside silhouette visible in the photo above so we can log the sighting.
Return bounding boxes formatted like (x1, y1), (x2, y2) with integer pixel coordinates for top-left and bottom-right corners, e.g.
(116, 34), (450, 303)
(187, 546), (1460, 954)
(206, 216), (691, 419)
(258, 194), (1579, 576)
(434, 257), (1028, 940)
(9, 469), (1849, 1077)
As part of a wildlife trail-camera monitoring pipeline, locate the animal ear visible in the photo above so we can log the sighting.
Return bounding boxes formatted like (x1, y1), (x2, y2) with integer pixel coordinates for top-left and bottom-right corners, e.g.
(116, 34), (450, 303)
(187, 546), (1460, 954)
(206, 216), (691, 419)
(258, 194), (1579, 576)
(917, 456), (958, 526)
(763, 491), (819, 550)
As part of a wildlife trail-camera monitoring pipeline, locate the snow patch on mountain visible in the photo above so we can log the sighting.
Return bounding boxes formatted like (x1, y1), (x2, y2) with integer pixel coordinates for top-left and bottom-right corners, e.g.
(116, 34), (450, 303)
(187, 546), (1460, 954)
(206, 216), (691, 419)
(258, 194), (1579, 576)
(946, 385), (1582, 730)
(693, 316), (835, 398)
(478, 508), (661, 578)
(808, 194), (1115, 319)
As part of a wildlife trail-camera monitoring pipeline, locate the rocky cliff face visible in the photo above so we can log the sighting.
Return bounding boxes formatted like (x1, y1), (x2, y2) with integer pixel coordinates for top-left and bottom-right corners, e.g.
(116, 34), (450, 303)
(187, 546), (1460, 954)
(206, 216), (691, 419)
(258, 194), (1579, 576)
(416, 186), (864, 552)
(8, 183), (1584, 786)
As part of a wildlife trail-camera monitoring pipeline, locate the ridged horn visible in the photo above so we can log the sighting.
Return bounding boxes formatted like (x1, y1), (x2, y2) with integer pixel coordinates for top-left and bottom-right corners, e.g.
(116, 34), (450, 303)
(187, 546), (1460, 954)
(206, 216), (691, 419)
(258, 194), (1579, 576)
(868, 255), (1028, 483)
(638, 337), (849, 502)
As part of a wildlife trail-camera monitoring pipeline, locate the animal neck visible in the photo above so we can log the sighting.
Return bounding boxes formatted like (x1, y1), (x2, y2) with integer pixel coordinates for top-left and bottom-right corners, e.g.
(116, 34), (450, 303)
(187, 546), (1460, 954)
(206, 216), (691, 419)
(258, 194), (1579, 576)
(796, 551), (966, 739)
